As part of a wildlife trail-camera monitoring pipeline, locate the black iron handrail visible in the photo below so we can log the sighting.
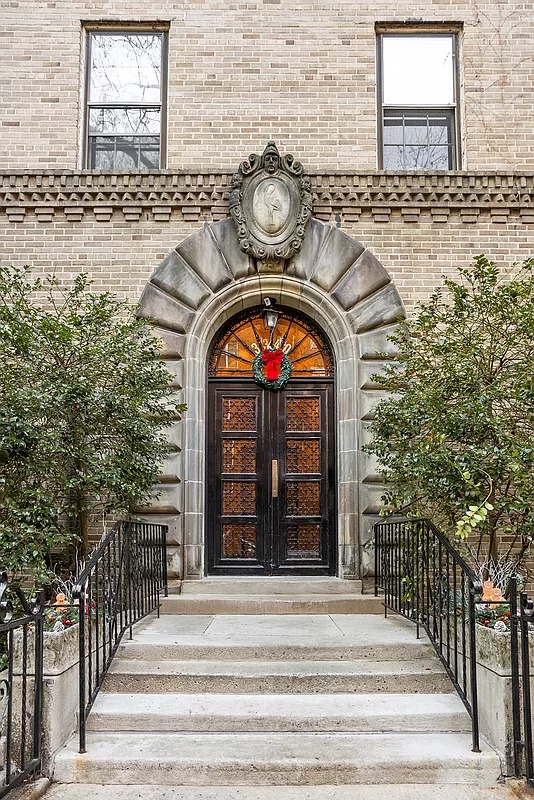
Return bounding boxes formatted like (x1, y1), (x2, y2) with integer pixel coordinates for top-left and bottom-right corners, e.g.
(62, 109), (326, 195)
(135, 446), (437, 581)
(0, 574), (44, 798)
(73, 519), (168, 753)
(374, 518), (482, 752)
(510, 577), (534, 786)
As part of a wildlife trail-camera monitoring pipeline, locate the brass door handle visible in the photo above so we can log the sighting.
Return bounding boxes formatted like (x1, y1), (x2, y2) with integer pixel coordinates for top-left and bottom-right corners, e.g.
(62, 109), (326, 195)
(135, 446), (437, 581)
(272, 459), (279, 498)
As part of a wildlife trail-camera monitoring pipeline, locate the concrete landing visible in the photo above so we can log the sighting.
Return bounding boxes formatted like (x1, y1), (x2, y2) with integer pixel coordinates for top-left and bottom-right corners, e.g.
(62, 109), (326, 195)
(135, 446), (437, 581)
(118, 612), (431, 661)
(179, 578), (364, 595)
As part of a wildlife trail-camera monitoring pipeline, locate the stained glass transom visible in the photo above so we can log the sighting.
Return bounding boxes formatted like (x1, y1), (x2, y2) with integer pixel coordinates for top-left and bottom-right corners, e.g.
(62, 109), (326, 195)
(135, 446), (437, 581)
(286, 524), (321, 558)
(222, 397), (257, 431)
(286, 398), (320, 431)
(222, 481), (256, 515)
(286, 481), (321, 516)
(287, 440), (320, 473)
(209, 308), (333, 379)
(222, 524), (256, 558)
(223, 440), (256, 473)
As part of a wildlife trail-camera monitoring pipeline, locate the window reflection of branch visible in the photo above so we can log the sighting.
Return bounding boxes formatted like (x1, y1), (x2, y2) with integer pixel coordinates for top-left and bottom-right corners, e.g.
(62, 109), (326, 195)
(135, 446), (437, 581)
(389, 118), (450, 169)
(92, 35), (161, 102)
(96, 140), (158, 170)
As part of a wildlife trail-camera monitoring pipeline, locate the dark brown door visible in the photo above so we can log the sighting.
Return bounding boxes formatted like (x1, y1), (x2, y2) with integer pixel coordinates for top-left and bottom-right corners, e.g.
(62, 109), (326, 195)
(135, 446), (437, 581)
(207, 380), (335, 575)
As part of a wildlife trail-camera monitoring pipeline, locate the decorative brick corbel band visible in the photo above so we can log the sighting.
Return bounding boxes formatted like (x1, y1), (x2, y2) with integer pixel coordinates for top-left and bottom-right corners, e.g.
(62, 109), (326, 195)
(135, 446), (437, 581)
(0, 171), (532, 225)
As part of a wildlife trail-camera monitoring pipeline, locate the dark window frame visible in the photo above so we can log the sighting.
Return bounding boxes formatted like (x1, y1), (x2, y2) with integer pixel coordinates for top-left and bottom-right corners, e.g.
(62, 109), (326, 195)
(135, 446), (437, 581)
(83, 26), (169, 171)
(376, 31), (461, 171)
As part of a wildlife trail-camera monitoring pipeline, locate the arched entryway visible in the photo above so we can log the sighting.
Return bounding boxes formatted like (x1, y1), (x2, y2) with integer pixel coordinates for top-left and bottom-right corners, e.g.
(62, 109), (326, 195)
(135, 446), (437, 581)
(137, 216), (405, 582)
(206, 306), (336, 575)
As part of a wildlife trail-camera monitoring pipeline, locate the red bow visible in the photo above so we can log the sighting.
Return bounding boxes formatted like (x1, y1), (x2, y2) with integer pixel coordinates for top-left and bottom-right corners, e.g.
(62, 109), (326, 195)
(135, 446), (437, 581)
(261, 348), (284, 381)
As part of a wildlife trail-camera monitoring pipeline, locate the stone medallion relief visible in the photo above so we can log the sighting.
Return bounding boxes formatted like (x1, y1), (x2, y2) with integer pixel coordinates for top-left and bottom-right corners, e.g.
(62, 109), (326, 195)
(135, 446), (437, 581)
(229, 141), (312, 265)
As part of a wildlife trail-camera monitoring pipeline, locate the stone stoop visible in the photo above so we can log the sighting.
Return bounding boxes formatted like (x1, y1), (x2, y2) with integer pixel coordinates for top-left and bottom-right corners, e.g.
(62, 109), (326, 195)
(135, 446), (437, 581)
(51, 609), (503, 795)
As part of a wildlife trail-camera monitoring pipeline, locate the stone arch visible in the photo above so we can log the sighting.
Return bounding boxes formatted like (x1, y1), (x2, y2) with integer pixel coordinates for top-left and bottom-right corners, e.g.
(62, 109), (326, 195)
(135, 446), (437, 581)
(138, 217), (404, 582)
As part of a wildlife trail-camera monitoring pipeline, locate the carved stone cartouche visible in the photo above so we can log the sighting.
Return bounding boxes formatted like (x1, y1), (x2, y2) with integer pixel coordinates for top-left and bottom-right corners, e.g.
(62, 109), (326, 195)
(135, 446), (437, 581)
(229, 141), (312, 265)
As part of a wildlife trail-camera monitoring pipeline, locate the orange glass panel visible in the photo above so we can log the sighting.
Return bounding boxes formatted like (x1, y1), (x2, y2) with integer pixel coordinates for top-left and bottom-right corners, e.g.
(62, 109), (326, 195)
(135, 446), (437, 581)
(222, 481), (256, 515)
(287, 439), (320, 473)
(286, 481), (321, 516)
(223, 439), (256, 473)
(222, 524), (256, 558)
(286, 524), (321, 558)
(222, 397), (257, 431)
(209, 309), (333, 378)
(286, 397), (320, 431)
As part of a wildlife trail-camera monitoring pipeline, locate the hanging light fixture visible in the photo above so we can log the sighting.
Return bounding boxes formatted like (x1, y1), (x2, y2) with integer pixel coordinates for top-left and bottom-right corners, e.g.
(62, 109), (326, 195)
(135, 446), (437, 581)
(262, 297), (279, 332)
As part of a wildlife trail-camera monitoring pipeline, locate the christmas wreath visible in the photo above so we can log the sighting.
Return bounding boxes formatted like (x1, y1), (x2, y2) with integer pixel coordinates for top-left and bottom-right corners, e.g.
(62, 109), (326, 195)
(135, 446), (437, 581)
(252, 348), (292, 390)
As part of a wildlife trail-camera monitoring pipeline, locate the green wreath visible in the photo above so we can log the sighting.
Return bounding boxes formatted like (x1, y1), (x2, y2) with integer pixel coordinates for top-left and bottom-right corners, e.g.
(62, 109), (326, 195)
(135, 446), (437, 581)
(252, 350), (293, 390)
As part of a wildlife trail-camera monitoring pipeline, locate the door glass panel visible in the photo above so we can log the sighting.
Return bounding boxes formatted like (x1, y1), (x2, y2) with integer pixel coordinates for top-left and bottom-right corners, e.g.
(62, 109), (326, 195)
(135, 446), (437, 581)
(287, 481), (321, 516)
(223, 440), (256, 473)
(286, 397), (320, 431)
(222, 397), (257, 431)
(222, 524), (257, 558)
(286, 524), (321, 558)
(222, 481), (256, 515)
(287, 439), (320, 473)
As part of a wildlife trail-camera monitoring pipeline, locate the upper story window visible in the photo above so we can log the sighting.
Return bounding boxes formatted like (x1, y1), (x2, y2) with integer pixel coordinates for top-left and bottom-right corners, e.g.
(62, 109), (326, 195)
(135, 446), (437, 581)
(85, 29), (167, 170)
(377, 32), (460, 170)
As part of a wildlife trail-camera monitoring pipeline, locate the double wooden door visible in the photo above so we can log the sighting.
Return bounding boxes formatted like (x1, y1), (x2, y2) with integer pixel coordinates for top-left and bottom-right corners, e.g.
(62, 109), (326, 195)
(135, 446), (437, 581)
(207, 381), (335, 575)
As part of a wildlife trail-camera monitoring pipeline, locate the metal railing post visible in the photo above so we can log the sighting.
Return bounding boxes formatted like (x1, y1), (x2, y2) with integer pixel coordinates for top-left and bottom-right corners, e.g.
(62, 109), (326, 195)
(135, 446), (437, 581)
(468, 579), (480, 752)
(520, 592), (534, 786)
(77, 584), (87, 754)
(510, 578), (522, 777)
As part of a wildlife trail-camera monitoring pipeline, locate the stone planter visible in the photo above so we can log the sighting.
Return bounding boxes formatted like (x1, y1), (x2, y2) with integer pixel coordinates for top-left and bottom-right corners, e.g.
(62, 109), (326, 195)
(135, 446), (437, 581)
(450, 623), (534, 775)
(40, 625), (80, 773)
(12, 624), (80, 775)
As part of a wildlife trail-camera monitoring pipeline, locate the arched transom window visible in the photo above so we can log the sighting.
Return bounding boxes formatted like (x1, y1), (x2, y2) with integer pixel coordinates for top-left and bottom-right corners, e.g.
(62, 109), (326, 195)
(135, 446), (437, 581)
(209, 308), (334, 378)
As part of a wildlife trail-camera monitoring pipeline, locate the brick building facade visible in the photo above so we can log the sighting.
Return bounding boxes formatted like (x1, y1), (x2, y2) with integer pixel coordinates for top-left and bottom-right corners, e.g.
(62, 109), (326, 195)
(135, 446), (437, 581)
(1, 1), (532, 583)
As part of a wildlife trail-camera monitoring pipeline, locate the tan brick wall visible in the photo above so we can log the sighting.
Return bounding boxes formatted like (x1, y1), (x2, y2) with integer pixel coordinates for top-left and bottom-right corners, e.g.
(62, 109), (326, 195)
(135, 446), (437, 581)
(0, 1), (532, 172)
(1, 211), (531, 315)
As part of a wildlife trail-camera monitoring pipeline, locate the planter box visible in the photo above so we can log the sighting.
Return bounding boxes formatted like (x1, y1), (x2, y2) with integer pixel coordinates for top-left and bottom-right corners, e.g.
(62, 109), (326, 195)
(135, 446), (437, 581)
(473, 625), (516, 773)
(460, 624), (534, 775)
(12, 624), (80, 775)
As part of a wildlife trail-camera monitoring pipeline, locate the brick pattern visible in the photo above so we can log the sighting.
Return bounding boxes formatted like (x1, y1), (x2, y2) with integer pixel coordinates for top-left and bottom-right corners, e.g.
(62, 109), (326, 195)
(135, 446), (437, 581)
(1, 171), (532, 226)
(0, 1), (533, 172)
(1, 209), (531, 316)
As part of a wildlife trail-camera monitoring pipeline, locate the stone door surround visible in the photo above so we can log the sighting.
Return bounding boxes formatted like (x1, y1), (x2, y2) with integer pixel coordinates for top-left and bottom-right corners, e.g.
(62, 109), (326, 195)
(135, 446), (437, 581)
(138, 216), (404, 581)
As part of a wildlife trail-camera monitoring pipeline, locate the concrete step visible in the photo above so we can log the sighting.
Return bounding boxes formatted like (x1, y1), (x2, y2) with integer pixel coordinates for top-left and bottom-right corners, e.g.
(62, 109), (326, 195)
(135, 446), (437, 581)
(160, 594), (383, 615)
(179, 578), (363, 596)
(87, 692), (471, 733)
(53, 731), (500, 786)
(117, 636), (433, 662)
(42, 784), (518, 800)
(103, 658), (452, 694)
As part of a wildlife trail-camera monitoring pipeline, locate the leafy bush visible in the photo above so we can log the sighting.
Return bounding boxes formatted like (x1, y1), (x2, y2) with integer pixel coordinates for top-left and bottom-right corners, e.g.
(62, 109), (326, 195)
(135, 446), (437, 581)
(366, 256), (534, 571)
(0, 267), (185, 582)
